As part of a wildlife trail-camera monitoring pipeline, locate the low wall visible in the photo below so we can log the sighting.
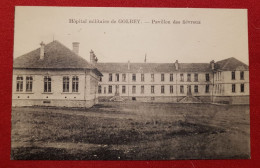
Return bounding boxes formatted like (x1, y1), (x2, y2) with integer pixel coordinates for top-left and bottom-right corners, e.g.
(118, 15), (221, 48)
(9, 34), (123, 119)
(12, 98), (97, 108)
(99, 96), (191, 103)
(98, 95), (249, 104)
(213, 96), (249, 105)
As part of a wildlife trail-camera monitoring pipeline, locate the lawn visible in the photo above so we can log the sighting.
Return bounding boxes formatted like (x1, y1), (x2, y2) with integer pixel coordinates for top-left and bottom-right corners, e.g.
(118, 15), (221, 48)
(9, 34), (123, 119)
(11, 102), (250, 160)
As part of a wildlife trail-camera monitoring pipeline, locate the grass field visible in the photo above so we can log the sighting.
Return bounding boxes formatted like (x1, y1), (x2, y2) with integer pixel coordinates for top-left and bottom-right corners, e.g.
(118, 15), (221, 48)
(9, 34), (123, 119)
(11, 102), (250, 160)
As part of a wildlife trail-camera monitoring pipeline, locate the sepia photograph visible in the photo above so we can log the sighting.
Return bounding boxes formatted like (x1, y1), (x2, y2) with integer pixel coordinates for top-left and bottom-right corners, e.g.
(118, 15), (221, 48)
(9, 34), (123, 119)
(11, 7), (250, 160)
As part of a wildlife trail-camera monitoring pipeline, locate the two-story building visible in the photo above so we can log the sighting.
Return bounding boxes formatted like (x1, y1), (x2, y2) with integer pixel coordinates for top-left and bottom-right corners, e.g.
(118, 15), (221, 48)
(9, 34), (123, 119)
(96, 58), (249, 104)
(12, 40), (249, 106)
(213, 57), (249, 104)
(12, 40), (102, 108)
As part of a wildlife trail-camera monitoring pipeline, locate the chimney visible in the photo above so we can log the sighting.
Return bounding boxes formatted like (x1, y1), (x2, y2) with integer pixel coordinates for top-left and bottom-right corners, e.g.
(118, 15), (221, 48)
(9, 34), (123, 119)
(128, 60), (130, 70)
(210, 60), (215, 70)
(94, 53), (98, 63)
(40, 41), (45, 60)
(175, 60), (179, 70)
(90, 50), (98, 64)
(72, 42), (80, 55)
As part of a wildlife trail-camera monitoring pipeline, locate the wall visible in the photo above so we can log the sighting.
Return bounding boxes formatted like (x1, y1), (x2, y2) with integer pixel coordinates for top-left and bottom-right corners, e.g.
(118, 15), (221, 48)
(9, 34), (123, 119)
(98, 70), (249, 104)
(98, 72), (214, 97)
(12, 69), (99, 107)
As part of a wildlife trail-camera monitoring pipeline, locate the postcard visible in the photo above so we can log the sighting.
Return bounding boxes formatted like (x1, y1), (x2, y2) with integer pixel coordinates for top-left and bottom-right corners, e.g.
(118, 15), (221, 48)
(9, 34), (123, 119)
(11, 7), (250, 160)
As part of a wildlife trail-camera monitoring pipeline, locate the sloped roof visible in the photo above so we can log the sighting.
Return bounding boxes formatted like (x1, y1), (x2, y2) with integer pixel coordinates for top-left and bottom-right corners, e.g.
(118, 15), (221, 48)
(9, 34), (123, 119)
(96, 62), (211, 73)
(13, 40), (102, 76)
(215, 57), (249, 71)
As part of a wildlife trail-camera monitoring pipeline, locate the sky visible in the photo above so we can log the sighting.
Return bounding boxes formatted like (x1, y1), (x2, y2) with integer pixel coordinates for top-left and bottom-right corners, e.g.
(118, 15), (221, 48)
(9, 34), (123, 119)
(13, 7), (249, 64)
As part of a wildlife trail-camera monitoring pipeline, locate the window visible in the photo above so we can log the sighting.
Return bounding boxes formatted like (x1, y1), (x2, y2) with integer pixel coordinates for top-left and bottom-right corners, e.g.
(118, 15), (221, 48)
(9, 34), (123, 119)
(116, 74), (119, 82)
(180, 85), (184, 93)
(205, 84), (209, 93)
(25, 76), (33, 92)
(109, 73), (113, 81)
(187, 74), (191, 82)
(205, 73), (210, 82)
(240, 71), (244, 80)
(232, 71), (236, 80)
(100, 77), (102, 82)
(44, 76), (51, 92)
(122, 74), (126, 82)
(132, 74), (136, 82)
(16, 76), (23, 92)
(170, 74), (173, 82)
(108, 85), (112, 93)
(180, 74), (184, 82)
(98, 85), (102, 94)
(141, 74), (145, 82)
(194, 73), (198, 82)
(104, 87), (106, 94)
(72, 76), (79, 92)
(170, 85), (173, 94)
(122, 86), (126, 94)
(63, 76), (70, 92)
(241, 84), (245, 92)
(161, 85), (165, 94)
(141, 85), (144, 94)
(132, 86), (136, 94)
(151, 74), (154, 82)
(194, 85), (198, 93)
(161, 74), (165, 81)
(217, 72), (222, 81)
(232, 84), (236, 93)
(151, 85), (155, 94)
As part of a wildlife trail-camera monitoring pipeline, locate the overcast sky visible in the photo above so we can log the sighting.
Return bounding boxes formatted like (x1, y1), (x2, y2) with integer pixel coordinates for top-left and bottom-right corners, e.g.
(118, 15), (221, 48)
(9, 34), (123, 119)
(14, 7), (249, 64)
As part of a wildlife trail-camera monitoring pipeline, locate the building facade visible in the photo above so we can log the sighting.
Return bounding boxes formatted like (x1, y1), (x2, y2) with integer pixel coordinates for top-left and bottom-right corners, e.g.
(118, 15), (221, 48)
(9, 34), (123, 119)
(96, 58), (249, 104)
(12, 41), (102, 108)
(12, 40), (249, 106)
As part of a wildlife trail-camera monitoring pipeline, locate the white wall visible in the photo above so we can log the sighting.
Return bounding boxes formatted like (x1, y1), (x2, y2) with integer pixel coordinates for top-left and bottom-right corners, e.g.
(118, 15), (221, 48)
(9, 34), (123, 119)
(12, 69), (99, 102)
(98, 72), (214, 97)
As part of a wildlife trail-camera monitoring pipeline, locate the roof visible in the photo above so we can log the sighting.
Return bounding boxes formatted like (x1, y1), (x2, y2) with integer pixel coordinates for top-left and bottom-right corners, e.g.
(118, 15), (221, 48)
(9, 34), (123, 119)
(13, 40), (102, 76)
(215, 57), (249, 71)
(14, 40), (248, 74)
(96, 62), (211, 73)
(96, 57), (248, 73)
